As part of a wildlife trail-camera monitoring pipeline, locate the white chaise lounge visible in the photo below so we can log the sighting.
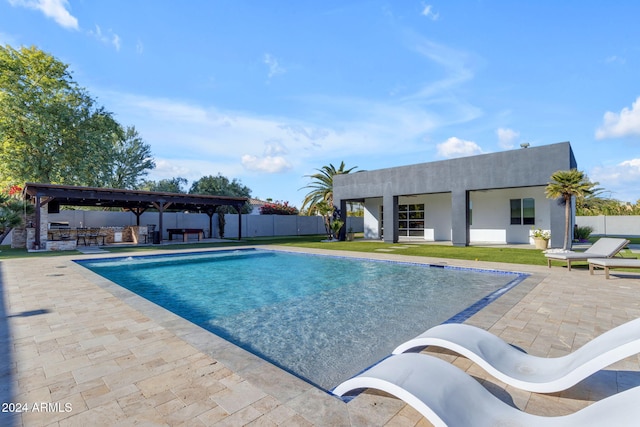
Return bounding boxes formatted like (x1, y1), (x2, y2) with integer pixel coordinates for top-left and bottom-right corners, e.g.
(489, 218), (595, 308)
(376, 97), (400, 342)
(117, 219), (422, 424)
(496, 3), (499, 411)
(588, 258), (640, 279)
(392, 317), (640, 393)
(333, 353), (640, 427)
(544, 237), (629, 270)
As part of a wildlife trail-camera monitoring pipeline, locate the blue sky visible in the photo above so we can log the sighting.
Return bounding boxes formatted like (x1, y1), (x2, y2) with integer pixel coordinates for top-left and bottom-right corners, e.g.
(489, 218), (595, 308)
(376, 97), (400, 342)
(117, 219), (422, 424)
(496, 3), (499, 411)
(1, 1), (640, 207)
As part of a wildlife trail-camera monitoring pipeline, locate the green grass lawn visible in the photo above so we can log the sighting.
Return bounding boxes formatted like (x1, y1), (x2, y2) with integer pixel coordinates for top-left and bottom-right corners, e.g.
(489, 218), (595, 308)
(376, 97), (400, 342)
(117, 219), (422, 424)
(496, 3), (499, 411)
(282, 239), (550, 265)
(590, 235), (640, 245)
(1, 234), (636, 270)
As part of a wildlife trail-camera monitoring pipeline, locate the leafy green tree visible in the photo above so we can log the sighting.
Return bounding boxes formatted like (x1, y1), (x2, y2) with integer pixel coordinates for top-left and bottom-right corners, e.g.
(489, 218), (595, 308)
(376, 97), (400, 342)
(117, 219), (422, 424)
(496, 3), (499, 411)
(300, 161), (358, 215)
(189, 174), (252, 213)
(139, 177), (188, 193)
(0, 45), (154, 189)
(104, 126), (155, 189)
(577, 192), (640, 216)
(0, 187), (34, 243)
(545, 169), (597, 250)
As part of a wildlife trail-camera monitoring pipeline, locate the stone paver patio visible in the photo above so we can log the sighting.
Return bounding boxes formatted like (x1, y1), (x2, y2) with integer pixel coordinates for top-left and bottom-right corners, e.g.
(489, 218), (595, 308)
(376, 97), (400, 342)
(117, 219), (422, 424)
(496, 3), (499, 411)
(1, 245), (639, 426)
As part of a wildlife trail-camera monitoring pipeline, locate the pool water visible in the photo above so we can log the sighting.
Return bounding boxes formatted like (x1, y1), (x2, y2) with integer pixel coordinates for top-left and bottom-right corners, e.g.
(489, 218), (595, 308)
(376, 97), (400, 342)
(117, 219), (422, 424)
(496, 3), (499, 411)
(77, 249), (526, 390)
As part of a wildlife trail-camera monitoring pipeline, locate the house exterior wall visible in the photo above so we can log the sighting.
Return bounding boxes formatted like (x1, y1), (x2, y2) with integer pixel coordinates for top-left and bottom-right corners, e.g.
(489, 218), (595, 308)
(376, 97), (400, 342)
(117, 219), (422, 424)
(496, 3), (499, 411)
(374, 194), (452, 241)
(363, 198), (382, 239)
(334, 142), (577, 246)
(469, 187), (550, 244)
(424, 193), (452, 241)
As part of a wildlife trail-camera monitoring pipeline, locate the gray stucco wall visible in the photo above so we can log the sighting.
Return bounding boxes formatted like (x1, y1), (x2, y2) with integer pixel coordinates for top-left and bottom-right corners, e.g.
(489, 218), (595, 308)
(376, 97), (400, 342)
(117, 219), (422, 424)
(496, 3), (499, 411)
(334, 142), (577, 246)
(576, 215), (640, 237)
(40, 211), (363, 240)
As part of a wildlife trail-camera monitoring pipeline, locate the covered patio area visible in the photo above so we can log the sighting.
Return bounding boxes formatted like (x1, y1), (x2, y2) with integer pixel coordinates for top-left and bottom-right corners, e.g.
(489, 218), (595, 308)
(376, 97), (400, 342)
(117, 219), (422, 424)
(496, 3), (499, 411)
(21, 183), (248, 250)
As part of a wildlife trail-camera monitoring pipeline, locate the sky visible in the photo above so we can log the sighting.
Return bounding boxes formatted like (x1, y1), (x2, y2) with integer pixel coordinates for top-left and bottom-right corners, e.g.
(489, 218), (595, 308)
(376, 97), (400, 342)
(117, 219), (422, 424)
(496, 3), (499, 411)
(1, 1), (640, 207)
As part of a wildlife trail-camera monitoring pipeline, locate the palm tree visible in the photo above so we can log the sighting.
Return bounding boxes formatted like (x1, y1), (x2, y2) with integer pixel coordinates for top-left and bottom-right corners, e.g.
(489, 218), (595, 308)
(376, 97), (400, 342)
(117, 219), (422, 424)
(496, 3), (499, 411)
(545, 169), (597, 250)
(300, 161), (358, 214)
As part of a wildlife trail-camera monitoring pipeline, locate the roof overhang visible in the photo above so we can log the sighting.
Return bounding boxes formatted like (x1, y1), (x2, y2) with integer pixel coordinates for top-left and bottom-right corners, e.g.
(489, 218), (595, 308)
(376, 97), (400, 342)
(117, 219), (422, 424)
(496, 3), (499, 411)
(23, 182), (248, 212)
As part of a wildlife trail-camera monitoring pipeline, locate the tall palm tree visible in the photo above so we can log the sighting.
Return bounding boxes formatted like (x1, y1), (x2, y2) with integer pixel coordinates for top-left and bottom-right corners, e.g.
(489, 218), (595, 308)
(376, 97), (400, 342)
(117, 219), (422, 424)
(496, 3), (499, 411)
(300, 161), (358, 214)
(545, 169), (597, 250)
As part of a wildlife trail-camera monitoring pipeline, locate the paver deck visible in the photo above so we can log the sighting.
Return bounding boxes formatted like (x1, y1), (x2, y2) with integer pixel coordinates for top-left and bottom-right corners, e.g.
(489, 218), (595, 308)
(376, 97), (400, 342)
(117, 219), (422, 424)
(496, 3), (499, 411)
(1, 245), (639, 426)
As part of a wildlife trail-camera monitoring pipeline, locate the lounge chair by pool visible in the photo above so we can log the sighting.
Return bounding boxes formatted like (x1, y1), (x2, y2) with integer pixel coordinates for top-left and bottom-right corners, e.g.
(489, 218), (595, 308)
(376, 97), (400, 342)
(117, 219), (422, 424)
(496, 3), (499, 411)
(333, 353), (640, 427)
(588, 258), (640, 279)
(544, 237), (629, 270)
(392, 317), (640, 393)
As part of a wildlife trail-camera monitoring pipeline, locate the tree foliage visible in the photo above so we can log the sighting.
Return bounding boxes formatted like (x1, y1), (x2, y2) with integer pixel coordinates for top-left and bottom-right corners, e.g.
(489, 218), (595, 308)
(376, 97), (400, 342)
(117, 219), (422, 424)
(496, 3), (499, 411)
(300, 161), (358, 215)
(259, 200), (299, 215)
(545, 169), (597, 250)
(104, 126), (155, 189)
(0, 45), (154, 189)
(0, 186), (34, 243)
(577, 194), (640, 216)
(139, 177), (188, 193)
(189, 174), (252, 213)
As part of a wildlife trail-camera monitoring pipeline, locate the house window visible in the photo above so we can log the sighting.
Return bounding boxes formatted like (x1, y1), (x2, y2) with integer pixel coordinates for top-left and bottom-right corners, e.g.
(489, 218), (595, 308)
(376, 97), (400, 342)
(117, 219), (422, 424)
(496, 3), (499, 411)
(522, 198), (535, 225)
(398, 204), (425, 237)
(510, 198), (535, 225)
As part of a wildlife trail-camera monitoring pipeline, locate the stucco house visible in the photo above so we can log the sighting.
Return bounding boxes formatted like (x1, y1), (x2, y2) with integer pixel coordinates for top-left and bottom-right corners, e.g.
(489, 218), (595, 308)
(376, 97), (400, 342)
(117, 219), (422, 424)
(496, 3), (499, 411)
(333, 141), (577, 247)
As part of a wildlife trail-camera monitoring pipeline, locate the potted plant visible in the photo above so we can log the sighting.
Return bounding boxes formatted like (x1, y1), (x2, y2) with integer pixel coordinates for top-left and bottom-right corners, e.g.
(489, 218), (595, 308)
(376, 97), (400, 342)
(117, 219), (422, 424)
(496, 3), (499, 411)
(531, 228), (550, 250)
(346, 226), (354, 241)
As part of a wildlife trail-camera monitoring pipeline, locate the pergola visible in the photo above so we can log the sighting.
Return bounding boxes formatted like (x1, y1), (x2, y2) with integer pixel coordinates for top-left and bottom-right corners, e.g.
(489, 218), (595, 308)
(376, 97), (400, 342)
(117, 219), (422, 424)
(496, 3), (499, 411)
(23, 183), (248, 248)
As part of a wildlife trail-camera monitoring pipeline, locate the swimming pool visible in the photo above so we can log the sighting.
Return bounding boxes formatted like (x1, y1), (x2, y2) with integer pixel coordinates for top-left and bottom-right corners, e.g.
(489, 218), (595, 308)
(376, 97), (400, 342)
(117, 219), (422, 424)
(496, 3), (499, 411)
(77, 249), (526, 391)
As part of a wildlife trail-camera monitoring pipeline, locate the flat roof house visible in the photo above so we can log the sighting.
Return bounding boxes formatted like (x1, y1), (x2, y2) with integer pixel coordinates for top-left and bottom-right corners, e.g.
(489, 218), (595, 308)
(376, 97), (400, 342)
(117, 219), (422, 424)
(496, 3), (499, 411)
(333, 141), (577, 247)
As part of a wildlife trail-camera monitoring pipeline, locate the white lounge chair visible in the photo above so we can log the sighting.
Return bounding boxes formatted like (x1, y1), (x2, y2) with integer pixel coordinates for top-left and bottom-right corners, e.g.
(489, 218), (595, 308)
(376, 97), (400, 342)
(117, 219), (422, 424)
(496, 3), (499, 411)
(544, 237), (629, 270)
(391, 317), (640, 393)
(333, 353), (640, 427)
(588, 257), (640, 279)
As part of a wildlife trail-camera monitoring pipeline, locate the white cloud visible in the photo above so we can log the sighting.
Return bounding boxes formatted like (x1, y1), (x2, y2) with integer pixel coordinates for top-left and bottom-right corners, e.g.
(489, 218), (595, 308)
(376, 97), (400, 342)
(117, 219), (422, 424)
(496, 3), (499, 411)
(242, 141), (292, 173)
(437, 137), (483, 158)
(595, 96), (640, 139)
(96, 69), (484, 185)
(102, 90), (446, 163)
(263, 53), (286, 79)
(496, 127), (519, 149)
(421, 4), (439, 20)
(402, 37), (476, 104)
(112, 34), (121, 51)
(621, 158), (640, 169)
(263, 140), (288, 156)
(88, 25), (122, 51)
(590, 158), (640, 203)
(241, 155), (292, 173)
(604, 55), (625, 65)
(8, 0), (78, 30)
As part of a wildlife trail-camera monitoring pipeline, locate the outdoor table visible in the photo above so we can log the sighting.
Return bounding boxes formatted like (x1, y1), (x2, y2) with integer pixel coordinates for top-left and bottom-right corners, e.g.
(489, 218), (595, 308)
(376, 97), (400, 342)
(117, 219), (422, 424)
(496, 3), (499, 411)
(167, 228), (204, 242)
(48, 228), (75, 241)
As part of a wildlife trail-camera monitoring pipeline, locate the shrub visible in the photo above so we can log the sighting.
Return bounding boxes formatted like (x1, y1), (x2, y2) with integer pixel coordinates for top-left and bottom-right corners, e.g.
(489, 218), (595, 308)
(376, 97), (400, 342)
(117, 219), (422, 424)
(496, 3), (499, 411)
(574, 225), (593, 241)
(259, 201), (299, 215)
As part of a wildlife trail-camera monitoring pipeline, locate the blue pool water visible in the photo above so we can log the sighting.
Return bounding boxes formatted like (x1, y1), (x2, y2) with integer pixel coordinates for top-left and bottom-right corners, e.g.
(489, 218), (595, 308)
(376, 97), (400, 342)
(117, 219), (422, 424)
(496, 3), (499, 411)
(77, 249), (526, 390)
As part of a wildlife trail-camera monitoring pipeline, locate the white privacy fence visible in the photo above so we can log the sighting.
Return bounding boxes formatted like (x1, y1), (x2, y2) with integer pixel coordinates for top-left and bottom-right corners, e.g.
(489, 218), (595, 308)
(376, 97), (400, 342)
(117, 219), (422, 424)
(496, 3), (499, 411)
(576, 216), (640, 237)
